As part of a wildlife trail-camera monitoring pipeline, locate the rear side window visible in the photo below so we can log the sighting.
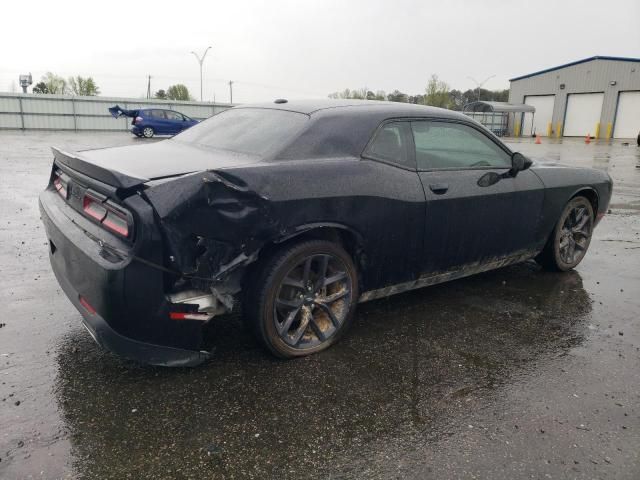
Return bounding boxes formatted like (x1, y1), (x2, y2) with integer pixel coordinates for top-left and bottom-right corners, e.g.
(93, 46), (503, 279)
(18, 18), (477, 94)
(149, 110), (166, 119)
(364, 122), (412, 168)
(411, 121), (511, 170)
(174, 108), (309, 157)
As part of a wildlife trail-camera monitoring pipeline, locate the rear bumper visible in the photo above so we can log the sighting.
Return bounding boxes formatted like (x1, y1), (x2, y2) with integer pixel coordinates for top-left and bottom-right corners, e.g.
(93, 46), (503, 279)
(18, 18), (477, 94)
(55, 266), (210, 367)
(39, 187), (211, 367)
(130, 125), (142, 135)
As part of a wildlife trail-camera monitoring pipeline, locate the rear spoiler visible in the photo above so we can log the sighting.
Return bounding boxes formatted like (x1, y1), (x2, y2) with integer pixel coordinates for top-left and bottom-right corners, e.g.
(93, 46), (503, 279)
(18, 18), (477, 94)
(52, 147), (148, 189)
(108, 105), (139, 119)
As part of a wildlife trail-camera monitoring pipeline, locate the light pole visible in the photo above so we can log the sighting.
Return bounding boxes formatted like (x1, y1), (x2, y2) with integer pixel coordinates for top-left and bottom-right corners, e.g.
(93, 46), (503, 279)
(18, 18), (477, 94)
(467, 75), (496, 102)
(191, 46), (212, 101)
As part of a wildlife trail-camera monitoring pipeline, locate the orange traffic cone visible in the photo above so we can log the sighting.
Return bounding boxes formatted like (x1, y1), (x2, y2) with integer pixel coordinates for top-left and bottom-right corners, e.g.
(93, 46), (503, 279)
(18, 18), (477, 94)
(585, 133), (591, 144)
(535, 134), (542, 144)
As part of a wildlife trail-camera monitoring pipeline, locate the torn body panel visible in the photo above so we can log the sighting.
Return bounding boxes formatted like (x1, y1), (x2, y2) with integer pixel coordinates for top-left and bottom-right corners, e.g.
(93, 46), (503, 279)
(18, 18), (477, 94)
(142, 157), (427, 315)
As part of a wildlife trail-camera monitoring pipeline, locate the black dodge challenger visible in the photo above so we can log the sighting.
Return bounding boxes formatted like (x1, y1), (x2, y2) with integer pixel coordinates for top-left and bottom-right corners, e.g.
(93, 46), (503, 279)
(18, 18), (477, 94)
(39, 100), (613, 366)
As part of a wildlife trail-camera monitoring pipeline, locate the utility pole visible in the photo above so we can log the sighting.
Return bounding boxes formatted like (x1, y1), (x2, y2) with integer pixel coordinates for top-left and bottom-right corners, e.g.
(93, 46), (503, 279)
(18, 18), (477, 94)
(147, 75), (151, 99)
(191, 46), (212, 101)
(228, 80), (234, 104)
(466, 75), (496, 102)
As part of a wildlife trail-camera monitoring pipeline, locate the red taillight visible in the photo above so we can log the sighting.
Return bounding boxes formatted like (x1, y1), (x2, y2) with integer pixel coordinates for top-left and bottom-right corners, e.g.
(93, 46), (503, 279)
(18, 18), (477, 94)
(82, 194), (107, 221)
(82, 191), (132, 238)
(134, 116), (143, 124)
(53, 172), (68, 199)
(102, 209), (129, 237)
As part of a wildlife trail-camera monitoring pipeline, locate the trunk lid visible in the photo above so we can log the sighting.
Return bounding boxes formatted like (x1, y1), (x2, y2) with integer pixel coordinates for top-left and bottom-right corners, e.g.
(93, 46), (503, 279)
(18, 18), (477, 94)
(108, 105), (139, 118)
(52, 141), (262, 189)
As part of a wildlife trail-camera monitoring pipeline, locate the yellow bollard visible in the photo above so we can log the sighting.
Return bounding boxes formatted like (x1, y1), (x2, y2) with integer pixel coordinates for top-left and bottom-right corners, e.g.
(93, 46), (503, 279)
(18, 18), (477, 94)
(546, 122), (552, 137)
(594, 122), (601, 139)
(556, 122), (562, 139)
(514, 121), (521, 138)
(606, 123), (613, 140)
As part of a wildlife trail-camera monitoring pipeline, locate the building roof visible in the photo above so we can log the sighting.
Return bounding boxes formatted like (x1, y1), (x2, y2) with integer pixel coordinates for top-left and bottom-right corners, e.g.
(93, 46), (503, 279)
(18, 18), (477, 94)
(462, 101), (535, 113)
(509, 56), (640, 82)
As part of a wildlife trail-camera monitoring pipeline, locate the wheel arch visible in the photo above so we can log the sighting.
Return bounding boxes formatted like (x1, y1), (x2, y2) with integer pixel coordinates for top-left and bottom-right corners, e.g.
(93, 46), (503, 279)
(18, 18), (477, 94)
(245, 223), (367, 290)
(569, 186), (599, 215)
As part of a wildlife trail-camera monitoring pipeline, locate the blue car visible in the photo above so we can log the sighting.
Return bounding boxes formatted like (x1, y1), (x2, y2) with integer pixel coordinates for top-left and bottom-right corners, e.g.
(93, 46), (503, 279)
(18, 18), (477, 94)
(109, 105), (199, 138)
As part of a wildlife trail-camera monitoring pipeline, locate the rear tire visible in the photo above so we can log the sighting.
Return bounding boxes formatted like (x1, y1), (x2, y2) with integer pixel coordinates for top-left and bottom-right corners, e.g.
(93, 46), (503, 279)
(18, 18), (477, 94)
(536, 196), (594, 271)
(244, 240), (359, 358)
(142, 127), (155, 138)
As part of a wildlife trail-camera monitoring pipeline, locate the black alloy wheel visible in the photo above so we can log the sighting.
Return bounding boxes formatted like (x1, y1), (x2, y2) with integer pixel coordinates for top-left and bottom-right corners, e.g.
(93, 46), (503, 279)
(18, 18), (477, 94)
(246, 240), (358, 358)
(537, 196), (594, 271)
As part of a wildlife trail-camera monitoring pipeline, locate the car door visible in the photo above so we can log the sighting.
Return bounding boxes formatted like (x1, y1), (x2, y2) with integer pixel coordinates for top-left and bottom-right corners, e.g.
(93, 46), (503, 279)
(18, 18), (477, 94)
(360, 121), (427, 290)
(148, 109), (168, 134)
(411, 119), (545, 274)
(165, 111), (185, 134)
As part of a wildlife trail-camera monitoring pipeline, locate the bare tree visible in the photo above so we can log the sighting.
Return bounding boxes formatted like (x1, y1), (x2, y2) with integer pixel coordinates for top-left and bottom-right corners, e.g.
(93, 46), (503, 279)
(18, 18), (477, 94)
(68, 76), (100, 96)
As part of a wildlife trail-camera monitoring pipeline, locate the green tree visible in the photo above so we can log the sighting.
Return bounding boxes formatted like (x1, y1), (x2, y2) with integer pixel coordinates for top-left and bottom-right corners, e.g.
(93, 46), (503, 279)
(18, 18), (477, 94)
(32, 82), (49, 94)
(167, 84), (192, 101)
(373, 90), (386, 101)
(68, 76), (100, 96)
(386, 90), (408, 103)
(424, 74), (450, 108)
(41, 72), (67, 94)
(154, 89), (167, 99)
(329, 88), (386, 101)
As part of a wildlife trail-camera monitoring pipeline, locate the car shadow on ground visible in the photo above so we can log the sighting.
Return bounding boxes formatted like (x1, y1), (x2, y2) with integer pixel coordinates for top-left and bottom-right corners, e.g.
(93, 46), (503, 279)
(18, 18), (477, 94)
(53, 261), (591, 479)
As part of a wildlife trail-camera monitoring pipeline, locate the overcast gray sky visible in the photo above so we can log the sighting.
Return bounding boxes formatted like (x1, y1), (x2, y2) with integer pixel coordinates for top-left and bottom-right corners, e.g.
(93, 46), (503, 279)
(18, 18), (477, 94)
(1, 0), (638, 103)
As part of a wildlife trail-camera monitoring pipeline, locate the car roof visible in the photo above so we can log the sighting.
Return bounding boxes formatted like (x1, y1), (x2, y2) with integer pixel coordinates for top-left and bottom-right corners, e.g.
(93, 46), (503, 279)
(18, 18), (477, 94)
(234, 99), (467, 120)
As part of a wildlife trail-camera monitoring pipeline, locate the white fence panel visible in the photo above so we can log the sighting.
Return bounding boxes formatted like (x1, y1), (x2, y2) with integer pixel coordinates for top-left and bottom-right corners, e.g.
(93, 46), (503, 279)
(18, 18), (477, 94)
(0, 97), (21, 113)
(0, 113), (23, 128)
(23, 114), (75, 130)
(22, 97), (73, 114)
(0, 93), (232, 131)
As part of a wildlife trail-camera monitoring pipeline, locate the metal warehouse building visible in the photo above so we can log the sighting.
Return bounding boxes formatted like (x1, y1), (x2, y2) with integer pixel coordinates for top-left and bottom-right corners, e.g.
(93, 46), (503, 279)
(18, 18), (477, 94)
(508, 56), (640, 139)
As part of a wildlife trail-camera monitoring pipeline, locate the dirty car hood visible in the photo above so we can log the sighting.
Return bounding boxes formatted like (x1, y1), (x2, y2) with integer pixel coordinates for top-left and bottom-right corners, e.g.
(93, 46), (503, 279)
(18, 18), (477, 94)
(53, 140), (262, 188)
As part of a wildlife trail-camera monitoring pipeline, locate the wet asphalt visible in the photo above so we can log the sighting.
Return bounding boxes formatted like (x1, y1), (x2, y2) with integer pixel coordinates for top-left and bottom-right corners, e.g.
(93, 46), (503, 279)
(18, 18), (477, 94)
(0, 131), (639, 479)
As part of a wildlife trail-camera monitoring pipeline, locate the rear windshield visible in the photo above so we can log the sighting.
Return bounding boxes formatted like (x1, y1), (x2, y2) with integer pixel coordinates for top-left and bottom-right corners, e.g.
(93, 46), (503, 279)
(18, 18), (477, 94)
(173, 108), (308, 156)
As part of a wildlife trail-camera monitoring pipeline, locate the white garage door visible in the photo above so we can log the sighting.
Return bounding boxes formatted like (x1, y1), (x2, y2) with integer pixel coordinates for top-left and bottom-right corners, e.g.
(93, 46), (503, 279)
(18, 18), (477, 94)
(523, 95), (555, 136)
(563, 93), (604, 137)
(613, 91), (640, 139)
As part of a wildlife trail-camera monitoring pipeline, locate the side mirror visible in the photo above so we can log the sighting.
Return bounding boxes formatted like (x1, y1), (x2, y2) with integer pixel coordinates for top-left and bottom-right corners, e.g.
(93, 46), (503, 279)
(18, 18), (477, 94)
(508, 152), (532, 177)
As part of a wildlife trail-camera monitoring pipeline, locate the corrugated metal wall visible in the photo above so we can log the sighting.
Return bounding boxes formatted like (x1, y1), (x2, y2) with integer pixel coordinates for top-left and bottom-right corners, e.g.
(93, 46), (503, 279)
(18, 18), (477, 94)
(0, 93), (232, 131)
(508, 58), (640, 138)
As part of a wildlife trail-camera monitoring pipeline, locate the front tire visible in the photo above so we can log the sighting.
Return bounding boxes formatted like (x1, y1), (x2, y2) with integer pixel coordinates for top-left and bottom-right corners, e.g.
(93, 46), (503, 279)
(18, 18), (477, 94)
(245, 240), (359, 358)
(142, 127), (155, 138)
(536, 196), (594, 271)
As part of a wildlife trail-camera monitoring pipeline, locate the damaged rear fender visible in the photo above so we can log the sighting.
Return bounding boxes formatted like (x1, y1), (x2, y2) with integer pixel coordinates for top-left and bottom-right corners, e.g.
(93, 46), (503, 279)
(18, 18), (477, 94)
(143, 171), (367, 303)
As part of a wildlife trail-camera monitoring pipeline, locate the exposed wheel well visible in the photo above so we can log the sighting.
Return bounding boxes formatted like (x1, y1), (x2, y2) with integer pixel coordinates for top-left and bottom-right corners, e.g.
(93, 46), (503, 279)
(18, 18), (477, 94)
(244, 227), (365, 291)
(571, 188), (598, 216)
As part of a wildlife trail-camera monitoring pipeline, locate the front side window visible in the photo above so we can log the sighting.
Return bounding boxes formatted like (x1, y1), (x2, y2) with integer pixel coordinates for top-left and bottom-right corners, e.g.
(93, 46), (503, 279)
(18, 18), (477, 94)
(364, 122), (412, 168)
(165, 111), (183, 121)
(411, 121), (511, 170)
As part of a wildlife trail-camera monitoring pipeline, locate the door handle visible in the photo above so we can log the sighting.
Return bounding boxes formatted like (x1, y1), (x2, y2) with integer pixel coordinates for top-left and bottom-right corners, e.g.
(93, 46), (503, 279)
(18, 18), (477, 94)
(429, 183), (449, 194)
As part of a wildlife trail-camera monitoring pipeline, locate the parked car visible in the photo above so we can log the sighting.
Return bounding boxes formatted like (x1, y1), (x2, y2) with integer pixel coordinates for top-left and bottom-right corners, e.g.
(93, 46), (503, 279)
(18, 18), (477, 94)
(109, 105), (198, 138)
(40, 100), (612, 366)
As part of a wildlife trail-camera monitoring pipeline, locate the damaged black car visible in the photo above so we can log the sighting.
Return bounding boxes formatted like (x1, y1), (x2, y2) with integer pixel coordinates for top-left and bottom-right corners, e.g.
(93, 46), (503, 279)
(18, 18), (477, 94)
(39, 100), (613, 366)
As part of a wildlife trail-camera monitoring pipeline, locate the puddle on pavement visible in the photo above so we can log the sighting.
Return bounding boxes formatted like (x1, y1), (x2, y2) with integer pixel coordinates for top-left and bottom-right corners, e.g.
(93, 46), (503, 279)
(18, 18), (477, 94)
(52, 262), (592, 479)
